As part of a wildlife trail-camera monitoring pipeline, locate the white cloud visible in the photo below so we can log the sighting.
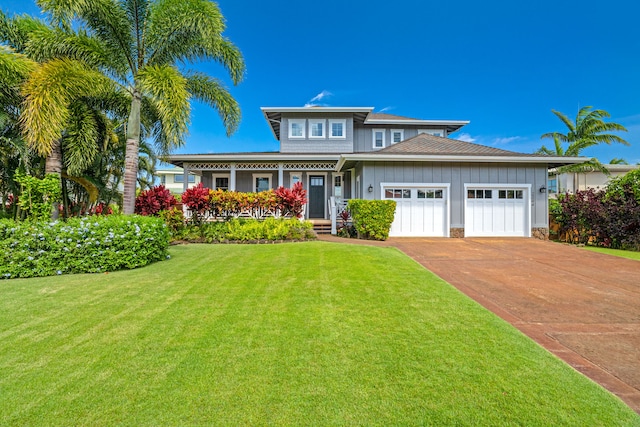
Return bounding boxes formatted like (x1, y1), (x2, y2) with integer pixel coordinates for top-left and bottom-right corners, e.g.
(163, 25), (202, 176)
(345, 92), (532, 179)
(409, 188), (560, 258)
(304, 90), (332, 107)
(378, 106), (395, 113)
(491, 136), (521, 146)
(456, 133), (476, 143)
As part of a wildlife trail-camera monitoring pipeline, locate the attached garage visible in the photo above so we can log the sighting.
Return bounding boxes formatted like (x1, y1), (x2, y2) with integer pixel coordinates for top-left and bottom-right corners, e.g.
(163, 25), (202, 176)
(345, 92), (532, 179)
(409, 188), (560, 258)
(464, 184), (531, 237)
(382, 183), (449, 237)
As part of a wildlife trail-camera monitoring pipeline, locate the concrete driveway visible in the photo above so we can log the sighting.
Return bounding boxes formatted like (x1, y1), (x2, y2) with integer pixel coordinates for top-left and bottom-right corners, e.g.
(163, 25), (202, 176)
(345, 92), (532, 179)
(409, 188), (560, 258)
(320, 235), (640, 413)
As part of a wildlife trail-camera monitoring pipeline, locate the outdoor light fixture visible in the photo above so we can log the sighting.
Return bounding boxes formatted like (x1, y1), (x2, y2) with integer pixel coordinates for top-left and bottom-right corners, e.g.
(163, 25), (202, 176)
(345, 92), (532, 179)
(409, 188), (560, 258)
(539, 186), (547, 193)
(368, 184), (373, 193)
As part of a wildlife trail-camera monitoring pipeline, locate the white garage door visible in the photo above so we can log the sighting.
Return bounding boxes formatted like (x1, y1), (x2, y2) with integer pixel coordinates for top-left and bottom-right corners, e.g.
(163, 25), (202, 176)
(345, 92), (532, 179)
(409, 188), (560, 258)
(383, 186), (448, 237)
(465, 187), (530, 237)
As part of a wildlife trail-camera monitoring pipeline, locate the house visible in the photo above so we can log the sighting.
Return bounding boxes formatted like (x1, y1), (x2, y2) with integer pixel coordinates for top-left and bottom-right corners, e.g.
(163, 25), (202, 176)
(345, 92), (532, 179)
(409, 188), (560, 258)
(167, 106), (584, 238)
(155, 167), (201, 193)
(548, 164), (639, 196)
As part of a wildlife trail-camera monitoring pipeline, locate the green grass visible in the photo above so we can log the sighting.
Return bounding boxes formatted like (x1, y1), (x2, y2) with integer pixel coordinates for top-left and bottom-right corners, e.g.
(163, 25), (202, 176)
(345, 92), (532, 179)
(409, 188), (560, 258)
(583, 245), (640, 260)
(1, 242), (638, 426)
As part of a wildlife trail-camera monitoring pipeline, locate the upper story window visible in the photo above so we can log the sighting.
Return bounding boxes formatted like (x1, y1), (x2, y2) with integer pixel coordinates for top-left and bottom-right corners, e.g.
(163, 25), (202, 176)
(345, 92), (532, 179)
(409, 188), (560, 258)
(329, 119), (346, 139)
(419, 129), (444, 137)
(309, 119), (325, 138)
(373, 129), (385, 149)
(289, 119), (306, 138)
(391, 129), (404, 144)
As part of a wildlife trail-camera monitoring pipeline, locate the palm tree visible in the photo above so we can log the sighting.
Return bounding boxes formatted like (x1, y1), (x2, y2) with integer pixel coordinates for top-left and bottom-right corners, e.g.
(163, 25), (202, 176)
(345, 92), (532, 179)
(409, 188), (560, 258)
(538, 106), (629, 174)
(32, 0), (245, 214)
(609, 158), (629, 165)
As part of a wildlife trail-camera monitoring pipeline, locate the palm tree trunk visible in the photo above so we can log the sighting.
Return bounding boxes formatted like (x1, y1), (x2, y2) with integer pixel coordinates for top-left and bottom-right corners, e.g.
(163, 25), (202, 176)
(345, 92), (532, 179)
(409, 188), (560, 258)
(122, 89), (142, 215)
(45, 139), (62, 220)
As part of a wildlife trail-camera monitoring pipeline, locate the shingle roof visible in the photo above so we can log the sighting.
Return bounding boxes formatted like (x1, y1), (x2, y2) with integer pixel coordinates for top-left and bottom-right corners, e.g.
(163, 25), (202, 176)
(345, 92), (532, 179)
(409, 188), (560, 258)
(366, 112), (421, 121)
(374, 133), (533, 156)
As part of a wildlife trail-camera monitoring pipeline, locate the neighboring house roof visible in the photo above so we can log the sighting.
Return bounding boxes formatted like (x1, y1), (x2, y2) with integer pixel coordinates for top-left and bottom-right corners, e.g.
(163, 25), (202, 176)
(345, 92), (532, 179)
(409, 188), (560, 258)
(337, 133), (587, 171)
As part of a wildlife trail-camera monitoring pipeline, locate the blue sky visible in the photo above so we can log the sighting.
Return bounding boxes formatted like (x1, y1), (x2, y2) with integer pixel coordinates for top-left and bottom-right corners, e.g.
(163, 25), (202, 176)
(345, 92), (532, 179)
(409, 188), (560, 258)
(3, 0), (640, 164)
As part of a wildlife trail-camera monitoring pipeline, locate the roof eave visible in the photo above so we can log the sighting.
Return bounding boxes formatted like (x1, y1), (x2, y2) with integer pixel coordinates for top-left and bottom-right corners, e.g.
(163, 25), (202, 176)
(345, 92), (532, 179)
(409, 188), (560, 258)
(336, 154), (588, 171)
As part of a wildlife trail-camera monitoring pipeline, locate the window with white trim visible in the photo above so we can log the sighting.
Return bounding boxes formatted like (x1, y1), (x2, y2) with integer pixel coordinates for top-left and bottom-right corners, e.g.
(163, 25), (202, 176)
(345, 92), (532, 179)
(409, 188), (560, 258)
(253, 174), (272, 192)
(373, 129), (385, 148)
(289, 119), (306, 138)
(418, 129), (444, 137)
(333, 173), (343, 197)
(391, 129), (404, 144)
(290, 173), (302, 187)
(309, 119), (325, 138)
(174, 174), (195, 183)
(212, 174), (230, 191)
(467, 189), (493, 199)
(329, 119), (346, 139)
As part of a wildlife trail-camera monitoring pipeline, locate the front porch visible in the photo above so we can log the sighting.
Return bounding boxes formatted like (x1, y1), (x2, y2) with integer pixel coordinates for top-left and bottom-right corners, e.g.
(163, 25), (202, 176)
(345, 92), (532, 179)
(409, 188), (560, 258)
(175, 157), (353, 220)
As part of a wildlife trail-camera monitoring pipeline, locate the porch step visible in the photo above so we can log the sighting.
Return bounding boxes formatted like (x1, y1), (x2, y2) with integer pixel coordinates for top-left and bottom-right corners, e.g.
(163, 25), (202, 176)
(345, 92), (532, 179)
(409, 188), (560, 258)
(310, 220), (332, 234)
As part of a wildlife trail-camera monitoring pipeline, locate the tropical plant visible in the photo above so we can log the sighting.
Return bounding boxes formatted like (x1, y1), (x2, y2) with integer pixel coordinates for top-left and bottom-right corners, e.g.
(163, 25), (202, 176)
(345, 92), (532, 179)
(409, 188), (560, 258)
(609, 158), (629, 165)
(135, 184), (176, 216)
(31, 0), (245, 215)
(537, 106), (628, 174)
(274, 182), (308, 218)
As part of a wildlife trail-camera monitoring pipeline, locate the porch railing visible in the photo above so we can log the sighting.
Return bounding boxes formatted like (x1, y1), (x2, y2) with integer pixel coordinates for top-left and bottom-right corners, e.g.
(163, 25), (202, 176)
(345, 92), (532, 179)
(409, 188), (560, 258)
(183, 204), (306, 222)
(329, 197), (350, 235)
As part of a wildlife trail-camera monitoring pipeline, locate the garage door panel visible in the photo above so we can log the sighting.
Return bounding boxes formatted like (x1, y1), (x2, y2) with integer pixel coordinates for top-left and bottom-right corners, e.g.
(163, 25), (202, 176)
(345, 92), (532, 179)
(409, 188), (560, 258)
(465, 187), (529, 237)
(385, 186), (448, 237)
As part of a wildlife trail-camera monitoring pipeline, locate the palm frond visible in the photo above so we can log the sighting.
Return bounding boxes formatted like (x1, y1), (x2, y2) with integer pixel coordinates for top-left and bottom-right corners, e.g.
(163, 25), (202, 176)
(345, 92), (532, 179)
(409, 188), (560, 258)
(137, 63), (190, 154)
(146, 0), (245, 84)
(550, 109), (575, 133)
(20, 58), (115, 156)
(38, 0), (136, 73)
(186, 72), (240, 136)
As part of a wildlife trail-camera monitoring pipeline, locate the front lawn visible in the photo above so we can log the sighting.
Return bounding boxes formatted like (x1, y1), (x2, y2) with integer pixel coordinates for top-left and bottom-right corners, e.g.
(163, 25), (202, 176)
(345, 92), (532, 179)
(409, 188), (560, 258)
(583, 245), (640, 261)
(1, 242), (637, 425)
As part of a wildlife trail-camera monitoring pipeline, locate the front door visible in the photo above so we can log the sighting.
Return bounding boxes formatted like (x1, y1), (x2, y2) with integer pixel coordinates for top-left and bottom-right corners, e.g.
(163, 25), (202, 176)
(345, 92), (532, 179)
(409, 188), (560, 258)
(309, 175), (325, 218)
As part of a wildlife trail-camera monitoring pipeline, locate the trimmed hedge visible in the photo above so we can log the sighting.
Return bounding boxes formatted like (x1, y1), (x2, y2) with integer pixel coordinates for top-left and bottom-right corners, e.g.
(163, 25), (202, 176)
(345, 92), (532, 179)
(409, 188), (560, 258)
(0, 215), (170, 279)
(177, 217), (315, 243)
(347, 199), (396, 240)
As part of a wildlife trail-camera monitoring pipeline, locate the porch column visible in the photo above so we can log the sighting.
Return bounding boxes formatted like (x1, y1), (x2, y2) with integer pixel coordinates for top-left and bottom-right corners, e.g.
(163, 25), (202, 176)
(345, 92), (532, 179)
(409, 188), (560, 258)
(277, 163), (284, 188)
(350, 168), (356, 199)
(182, 164), (189, 193)
(230, 163), (236, 191)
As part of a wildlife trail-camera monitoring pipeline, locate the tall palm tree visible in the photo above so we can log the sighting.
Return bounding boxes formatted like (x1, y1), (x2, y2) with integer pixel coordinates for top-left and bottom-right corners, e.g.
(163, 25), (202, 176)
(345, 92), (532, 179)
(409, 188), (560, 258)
(33, 0), (245, 214)
(538, 106), (629, 173)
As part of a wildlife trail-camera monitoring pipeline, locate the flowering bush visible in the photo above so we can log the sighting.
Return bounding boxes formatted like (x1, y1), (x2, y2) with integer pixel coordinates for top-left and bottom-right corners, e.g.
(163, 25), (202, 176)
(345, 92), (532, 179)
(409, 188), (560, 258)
(555, 184), (640, 250)
(135, 185), (176, 216)
(0, 215), (170, 279)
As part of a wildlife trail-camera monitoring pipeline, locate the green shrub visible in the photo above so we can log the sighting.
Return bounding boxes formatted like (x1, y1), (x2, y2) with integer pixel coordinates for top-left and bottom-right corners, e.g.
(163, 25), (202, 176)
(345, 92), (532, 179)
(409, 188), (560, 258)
(347, 199), (396, 241)
(198, 217), (315, 243)
(0, 215), (170, 279)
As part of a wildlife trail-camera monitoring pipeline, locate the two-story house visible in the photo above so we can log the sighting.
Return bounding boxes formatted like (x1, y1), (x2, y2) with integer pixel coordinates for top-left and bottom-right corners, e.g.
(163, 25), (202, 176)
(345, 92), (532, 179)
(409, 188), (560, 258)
(167, 106), (584, 238)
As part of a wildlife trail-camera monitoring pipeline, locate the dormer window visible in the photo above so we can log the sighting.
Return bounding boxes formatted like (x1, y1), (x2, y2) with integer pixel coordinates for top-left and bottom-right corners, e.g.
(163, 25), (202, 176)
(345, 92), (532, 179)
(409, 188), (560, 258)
(289, 119), (306, 138)
(309, 119), (325, 138)
(329, 119), (346, 139)
(373, 129), (385, 148)
(419, 129), (444, 137)
(391, 129), (404, 144)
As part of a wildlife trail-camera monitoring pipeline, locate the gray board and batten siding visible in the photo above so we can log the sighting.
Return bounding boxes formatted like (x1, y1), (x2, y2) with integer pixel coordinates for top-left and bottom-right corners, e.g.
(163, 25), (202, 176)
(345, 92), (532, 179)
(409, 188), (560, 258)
(280, 113), (355, 154)
(357, 161), (548, 229)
